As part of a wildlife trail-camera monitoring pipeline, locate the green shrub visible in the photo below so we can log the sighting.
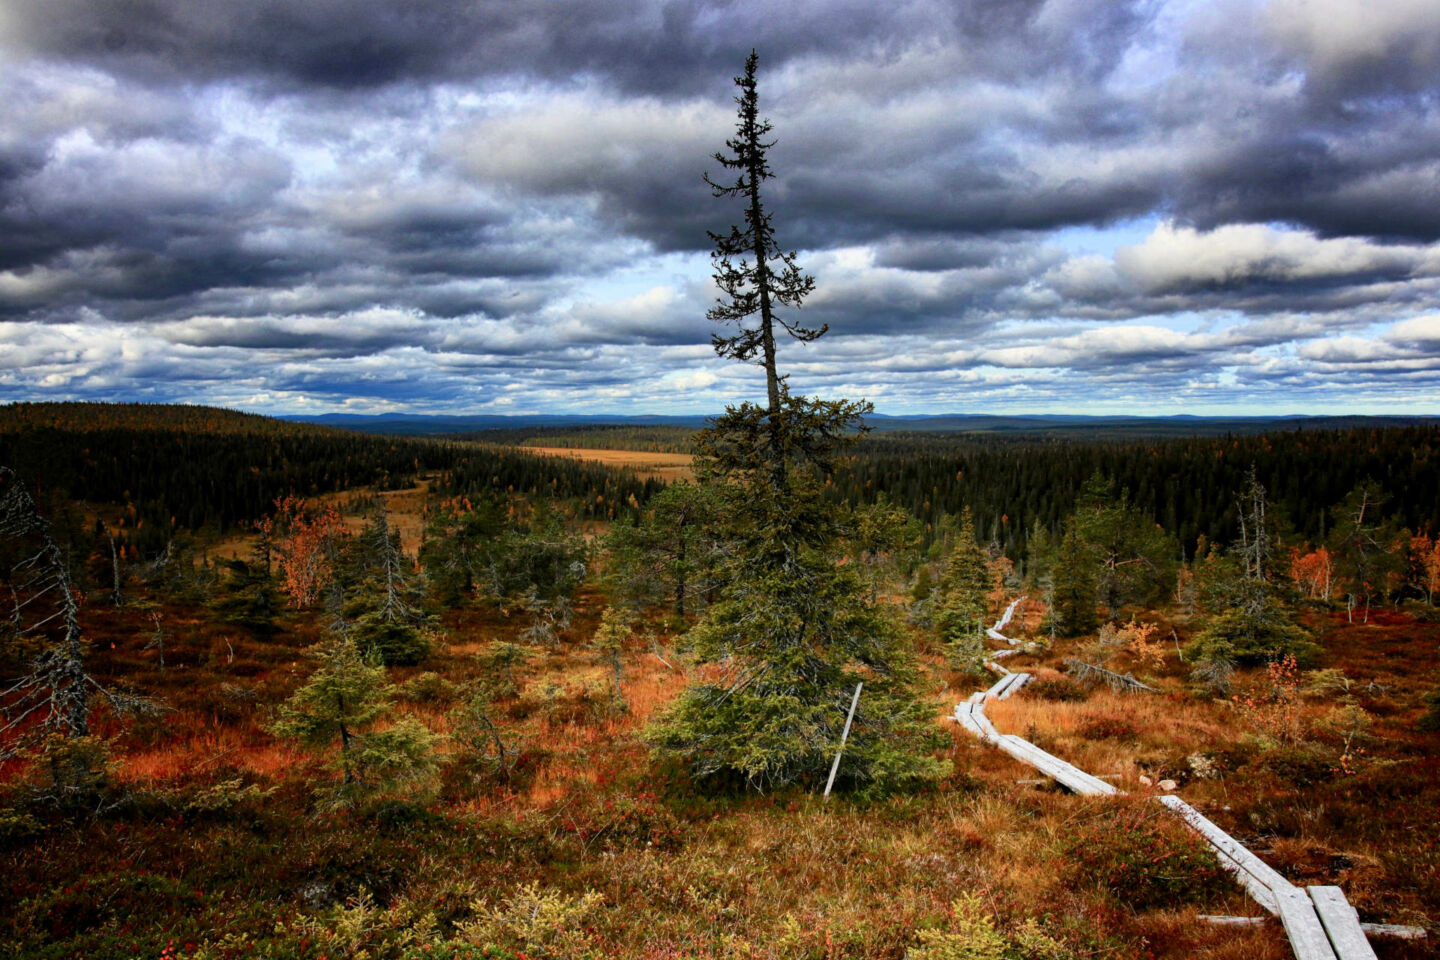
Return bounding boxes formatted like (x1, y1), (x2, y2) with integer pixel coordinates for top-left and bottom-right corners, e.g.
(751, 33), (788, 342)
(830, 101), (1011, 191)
(399, 671), (457, 703)
(911, 894), (1070, 960)
(353, 615), (433, 666)
(0, 807), (44, 846)
(455, 882), (604, 958)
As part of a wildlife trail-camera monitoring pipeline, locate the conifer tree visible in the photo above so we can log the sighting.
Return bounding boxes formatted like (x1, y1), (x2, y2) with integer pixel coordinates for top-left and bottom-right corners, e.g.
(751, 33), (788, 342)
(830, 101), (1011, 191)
(1187, 470), (1315, 665)
(705, 50), (823, 476)
(345, 506), (432, 666)
(1048, 525), (1099, 637)
(1329, 481), (1402, 623)
(1, 467), (149, 793)
(935, 509), (990, 674)
(591, 606), (634, 708)
(649, 53), (947, 795)
(603, 481), (718, 619)
(272, 637), (436, 790)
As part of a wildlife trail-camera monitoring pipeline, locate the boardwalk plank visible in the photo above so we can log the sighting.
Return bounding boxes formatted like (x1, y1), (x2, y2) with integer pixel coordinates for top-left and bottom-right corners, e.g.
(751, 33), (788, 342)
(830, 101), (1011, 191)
(1308, 886), (1379, 960)
(1277, 890), (1340, 960)
(996, 735), (1117, 795)
(997, 672), (1031, 699)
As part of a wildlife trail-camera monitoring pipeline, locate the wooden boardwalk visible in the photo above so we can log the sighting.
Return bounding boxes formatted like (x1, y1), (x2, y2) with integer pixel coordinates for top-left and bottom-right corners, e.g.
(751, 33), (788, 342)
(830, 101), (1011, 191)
(951, 601), (1396, 960)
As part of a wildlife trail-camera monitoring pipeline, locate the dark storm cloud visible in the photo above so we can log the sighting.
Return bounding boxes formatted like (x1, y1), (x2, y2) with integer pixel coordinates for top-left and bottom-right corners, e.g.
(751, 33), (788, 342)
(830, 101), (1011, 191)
(0, 0), (1145, 95)
(4, 0), (1440, 414)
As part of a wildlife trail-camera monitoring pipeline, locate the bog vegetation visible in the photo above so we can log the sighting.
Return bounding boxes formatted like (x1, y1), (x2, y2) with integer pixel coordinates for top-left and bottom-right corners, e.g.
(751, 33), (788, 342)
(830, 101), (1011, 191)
(3, 54), (1439, 960)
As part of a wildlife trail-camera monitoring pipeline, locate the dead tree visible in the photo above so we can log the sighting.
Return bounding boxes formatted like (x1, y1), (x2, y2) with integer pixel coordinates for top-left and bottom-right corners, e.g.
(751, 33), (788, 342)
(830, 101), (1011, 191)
(1064, 657), (1157, 694)
(0, 467), (146, 762)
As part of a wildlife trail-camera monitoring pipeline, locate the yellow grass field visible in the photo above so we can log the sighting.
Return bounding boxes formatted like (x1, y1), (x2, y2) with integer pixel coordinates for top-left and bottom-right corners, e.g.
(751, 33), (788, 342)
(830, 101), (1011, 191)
(522, 445), (695, 482)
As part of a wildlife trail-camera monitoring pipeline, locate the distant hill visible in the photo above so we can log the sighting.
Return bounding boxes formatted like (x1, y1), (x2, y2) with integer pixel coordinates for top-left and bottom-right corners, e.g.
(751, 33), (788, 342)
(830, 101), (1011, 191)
(1, 401), (334, 436)
(283, 412), (713, 435)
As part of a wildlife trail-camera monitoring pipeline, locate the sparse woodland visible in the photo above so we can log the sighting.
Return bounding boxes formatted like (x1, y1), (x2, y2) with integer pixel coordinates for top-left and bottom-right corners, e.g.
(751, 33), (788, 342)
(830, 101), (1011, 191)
(3, 57), (1440, 960)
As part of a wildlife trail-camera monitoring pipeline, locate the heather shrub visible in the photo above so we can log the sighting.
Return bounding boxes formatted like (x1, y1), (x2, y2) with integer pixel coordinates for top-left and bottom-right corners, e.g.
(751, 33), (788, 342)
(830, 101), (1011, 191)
(398, 670), (457, 703)
(1062, 799), (1232, 909)
(1027, 676), (1087, 702)
(1254, 745), (1337, 786)
(1418, 686), (1440, 732)
(1077, 714), (1139, 741)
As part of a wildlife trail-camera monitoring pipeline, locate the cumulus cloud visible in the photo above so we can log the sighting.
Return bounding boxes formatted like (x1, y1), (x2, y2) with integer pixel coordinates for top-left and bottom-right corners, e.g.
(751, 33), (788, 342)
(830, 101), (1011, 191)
(1114, 222), (1440, 293)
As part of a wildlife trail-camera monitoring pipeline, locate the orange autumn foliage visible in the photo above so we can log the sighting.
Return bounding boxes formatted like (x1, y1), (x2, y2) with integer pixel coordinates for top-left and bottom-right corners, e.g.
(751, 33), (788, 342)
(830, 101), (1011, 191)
(271, 495), (345, 607)
(1409, 532), (1440, 605)
(1288, 545), (1333, 601)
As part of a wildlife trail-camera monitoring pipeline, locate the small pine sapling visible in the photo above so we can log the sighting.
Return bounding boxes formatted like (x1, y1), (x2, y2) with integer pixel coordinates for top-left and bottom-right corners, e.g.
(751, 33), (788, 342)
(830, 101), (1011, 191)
(271, 637), (436, 793)
(449, 683), (521, 782)
(591, 606), (634, 709)
(482, 641), (532, 699)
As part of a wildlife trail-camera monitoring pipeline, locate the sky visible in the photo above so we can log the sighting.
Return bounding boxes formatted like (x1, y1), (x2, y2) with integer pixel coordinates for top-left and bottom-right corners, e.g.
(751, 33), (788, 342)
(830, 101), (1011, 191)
(2, 0), (1439, 417)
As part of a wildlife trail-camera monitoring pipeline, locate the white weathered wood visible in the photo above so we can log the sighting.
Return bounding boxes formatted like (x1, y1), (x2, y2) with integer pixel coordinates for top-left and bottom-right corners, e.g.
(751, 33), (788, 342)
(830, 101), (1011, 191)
(967, 690), (986, 705)
(1276, 890), (1340, 960)
(991, 648), (1018, 660)
(988, 672), (1021, 698)
(996, 672), (1031, 699)
(1308, 887), (1379, 960)
(970, 708), (1001, 743)
(953, 704), (986, 738)
(996, 735), (1118, 795)
(984, 674), (1014, 699)
(823, 681), (863, 798)
(1357, 923), (1426, 940)
(1200, 915), (1423, 942)
(986, 596), (1026, 644)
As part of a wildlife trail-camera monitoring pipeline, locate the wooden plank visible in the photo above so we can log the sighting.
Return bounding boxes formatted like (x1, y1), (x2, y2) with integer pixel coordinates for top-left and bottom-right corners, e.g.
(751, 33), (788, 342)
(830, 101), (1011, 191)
(1308, 887), (1379, 960)
(970, 709), (1001, 743)
(996, 735), (1118, 795)
(1358, 923), (1426, 940)
(1276, 890), (1340, 960)
(990, 672), (1022, 698)
(984, 674), (1014, 699)
(986, 596), (1025, 644)
(997, 672), (1031, 699)
(953, 710), (984, 738)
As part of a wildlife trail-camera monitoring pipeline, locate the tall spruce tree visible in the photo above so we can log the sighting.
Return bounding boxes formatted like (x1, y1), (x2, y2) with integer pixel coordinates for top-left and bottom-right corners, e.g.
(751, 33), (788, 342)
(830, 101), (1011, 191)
(705, 50), (823, 478)
(648, 53), (947, 795)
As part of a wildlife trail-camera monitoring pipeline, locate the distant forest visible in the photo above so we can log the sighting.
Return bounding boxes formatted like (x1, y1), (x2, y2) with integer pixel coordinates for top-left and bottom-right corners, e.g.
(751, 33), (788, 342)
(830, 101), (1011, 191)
(832, 427), (1440, 561)
(455, 420), (1440, 562)
(1, 403), (1435, 567)
(0, 404), (658, 556)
